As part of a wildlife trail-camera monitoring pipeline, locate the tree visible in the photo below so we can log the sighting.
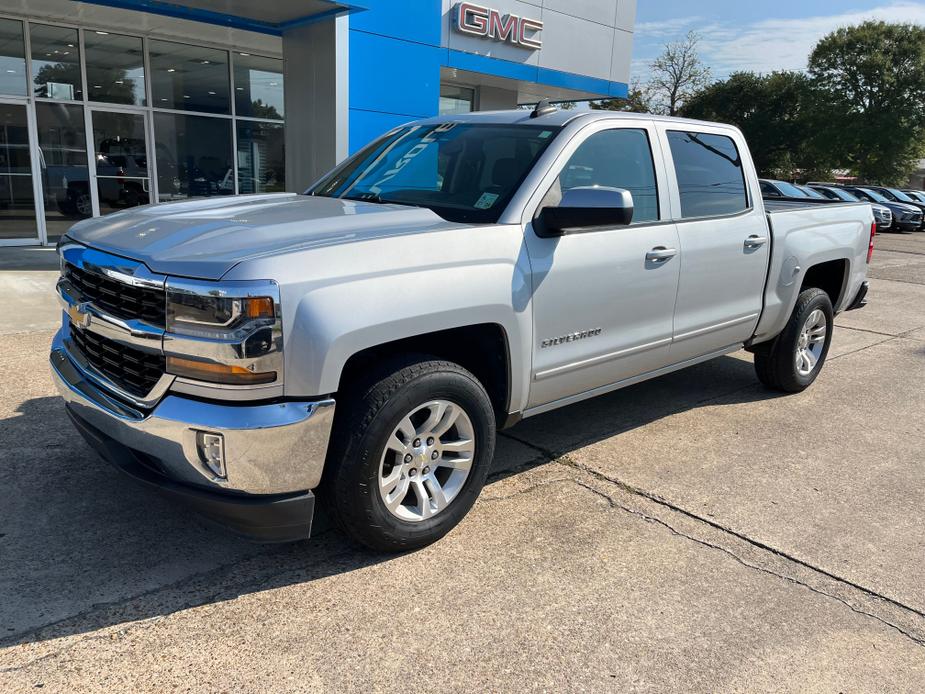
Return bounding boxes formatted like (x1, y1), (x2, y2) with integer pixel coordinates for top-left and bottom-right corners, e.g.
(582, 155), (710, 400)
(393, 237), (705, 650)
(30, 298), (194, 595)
(681, 71), (833, 179)
(809, 21), (925, 184)
(591, 80), (653, 113)
(648, 31), (711, 116)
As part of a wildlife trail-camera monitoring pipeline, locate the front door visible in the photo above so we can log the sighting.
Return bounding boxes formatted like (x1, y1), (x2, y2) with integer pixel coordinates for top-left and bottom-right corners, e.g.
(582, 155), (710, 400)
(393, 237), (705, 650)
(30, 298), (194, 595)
(0, 100), (42, 245)
(88, 109), (152, 217)
(524, 123), (680, 411)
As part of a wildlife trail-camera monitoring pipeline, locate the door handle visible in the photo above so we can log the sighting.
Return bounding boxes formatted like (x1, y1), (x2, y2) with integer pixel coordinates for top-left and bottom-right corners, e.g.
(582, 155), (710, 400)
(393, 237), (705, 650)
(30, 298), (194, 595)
(646, 247), (677, 263)
(744, 235), (768, 248)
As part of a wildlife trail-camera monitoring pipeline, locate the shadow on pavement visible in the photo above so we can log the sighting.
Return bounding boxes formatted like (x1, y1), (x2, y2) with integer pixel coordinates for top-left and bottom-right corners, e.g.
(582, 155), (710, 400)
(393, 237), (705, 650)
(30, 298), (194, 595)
(0, 354), (781, 648)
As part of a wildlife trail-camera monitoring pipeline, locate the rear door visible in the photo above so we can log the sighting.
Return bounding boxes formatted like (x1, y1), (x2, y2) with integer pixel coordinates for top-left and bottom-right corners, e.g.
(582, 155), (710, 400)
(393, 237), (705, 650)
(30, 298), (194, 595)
(523, 120), (681, 411)
(656, 125), (770, 362)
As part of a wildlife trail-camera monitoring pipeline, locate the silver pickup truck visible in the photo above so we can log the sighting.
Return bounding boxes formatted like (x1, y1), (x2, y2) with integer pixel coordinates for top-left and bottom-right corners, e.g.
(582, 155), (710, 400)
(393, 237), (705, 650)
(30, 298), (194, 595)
(50, 106), (875, 551)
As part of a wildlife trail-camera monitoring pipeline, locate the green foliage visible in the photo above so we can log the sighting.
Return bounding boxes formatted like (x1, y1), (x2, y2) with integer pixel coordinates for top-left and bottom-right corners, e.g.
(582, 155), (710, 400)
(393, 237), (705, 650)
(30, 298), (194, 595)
(681, 71), (833, 179)
(591, 82), (653, 114)
(808, 21), (925, 184)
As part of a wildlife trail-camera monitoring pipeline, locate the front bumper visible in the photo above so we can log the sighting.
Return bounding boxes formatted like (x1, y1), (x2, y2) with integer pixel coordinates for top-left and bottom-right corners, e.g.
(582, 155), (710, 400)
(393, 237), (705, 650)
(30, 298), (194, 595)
(50, 329), (335, 541)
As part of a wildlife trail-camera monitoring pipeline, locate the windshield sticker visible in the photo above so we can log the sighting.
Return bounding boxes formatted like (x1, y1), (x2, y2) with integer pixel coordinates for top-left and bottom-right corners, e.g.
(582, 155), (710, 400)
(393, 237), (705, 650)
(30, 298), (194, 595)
(539, 130), (553, 139)
(474, 192), (499, 209)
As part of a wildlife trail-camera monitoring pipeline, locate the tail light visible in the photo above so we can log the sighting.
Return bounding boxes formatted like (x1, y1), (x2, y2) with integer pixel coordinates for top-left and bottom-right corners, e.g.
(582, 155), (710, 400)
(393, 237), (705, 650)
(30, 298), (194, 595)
(867, 220), (876, 264)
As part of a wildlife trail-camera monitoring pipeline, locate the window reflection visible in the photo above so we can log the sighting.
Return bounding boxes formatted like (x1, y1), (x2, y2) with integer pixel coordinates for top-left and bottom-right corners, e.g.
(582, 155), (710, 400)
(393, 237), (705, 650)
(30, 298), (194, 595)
(0, 19), (27, 97)
(0, 104), (37, 240)
(31, 24), (82, 100)
(85, 32), (146, 106)
(36, 102), (91, 241)
(233, 53), (283, 120)
(154, 112), (233, 201)
(92, 111), (150, 214)
(149, 40), (230, 114)
(236, 121), (284, 193)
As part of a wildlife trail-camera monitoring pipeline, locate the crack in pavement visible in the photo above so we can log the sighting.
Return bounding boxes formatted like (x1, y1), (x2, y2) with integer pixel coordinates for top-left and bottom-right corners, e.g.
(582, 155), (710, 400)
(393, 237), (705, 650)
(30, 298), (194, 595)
(563, 477), (925, 648)
(497, 431), (925, 645)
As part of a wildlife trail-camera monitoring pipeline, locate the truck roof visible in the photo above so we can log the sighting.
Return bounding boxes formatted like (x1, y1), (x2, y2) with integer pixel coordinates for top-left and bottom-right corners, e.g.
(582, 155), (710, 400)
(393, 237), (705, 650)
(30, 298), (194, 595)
(414, 108), (734, 131)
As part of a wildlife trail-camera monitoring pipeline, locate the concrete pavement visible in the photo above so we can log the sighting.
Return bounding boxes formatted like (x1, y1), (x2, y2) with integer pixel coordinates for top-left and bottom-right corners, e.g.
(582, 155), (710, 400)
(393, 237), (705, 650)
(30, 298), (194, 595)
(0, 233), (923, 691)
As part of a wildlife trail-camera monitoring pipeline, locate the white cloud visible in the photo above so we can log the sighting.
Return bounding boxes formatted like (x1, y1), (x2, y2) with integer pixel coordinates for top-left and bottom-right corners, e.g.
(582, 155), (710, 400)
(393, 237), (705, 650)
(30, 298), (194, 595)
(634, 16), (704, 39)
(633, 1), (925, 79)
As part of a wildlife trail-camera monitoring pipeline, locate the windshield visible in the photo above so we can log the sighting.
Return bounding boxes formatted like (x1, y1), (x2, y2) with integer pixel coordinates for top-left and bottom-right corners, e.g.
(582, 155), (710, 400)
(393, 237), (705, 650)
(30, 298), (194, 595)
(309, 123), (560, 223)
(829, 187), (859, 201)
(857, 188), (890, 203)
(798, 185), (825, 199)
(774, 181), (809, 197)
(886, 187), (915, 202)
(908, 191), (925, 202)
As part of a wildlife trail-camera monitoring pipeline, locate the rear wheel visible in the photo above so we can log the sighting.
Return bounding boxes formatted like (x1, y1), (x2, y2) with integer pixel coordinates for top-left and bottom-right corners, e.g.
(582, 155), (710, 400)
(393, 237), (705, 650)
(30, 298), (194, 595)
(754, 288), (833, 393)
(322, 356), (496, 552)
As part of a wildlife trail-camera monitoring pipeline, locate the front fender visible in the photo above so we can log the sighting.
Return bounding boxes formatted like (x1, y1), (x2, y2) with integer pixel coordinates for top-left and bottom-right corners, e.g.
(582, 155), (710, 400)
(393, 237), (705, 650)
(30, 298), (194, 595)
(227, 224), (534, 414)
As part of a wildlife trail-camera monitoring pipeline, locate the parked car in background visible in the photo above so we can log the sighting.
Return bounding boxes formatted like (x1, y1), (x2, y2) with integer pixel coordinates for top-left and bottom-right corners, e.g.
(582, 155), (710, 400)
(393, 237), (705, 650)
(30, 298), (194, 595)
(841, 185), (922, 232)
(863, 185), (925, 229)
(759, 179), (820, 199)
(809, 184), (893, 232)
(901, 190), (925, 204)
(795, 184), (827, 200)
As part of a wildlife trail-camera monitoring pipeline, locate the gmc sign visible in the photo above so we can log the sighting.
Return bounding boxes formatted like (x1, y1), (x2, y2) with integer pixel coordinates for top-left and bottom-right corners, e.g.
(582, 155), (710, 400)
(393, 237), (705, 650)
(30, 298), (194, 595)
(453, 3), (543, 50)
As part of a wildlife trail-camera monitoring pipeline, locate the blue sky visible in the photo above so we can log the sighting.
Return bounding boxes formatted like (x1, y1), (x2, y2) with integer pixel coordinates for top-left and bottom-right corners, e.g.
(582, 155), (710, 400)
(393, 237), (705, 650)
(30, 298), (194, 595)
(632, 1), (925, 79)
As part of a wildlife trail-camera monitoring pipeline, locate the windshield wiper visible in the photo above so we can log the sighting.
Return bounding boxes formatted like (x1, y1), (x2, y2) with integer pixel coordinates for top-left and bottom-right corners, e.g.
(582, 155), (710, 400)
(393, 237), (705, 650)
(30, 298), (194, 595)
(341, 192), (421, 208)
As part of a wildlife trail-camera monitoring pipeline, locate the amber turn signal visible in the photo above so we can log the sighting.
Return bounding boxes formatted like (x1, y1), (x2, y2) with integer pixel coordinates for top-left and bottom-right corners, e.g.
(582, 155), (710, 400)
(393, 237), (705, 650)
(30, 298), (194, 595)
(167, 356), (277, 385)
(244, 297), (275, 320)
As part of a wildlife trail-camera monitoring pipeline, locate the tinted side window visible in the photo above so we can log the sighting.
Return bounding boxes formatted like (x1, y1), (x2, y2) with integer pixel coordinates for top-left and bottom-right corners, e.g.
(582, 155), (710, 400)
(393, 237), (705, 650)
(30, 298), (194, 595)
(557, 129), (659, 223)
(667, 131), (748, 218)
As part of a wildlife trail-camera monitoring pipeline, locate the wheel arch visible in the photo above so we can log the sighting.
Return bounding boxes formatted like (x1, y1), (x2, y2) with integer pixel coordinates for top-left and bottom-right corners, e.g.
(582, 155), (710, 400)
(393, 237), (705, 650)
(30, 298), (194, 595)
(800, 258), (850, 310)
(334, 323), (514, 427)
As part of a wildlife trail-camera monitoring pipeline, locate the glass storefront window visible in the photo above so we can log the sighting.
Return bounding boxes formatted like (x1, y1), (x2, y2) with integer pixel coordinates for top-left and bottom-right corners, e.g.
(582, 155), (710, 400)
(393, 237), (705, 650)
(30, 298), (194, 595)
(439, 85), (475, 115)
(85, 32), (146, 106)
(149, 40), (230, 114)
(31, 24), (82, 100)
(36, 102), (91, 241)
(0, 103), (37, 240)
(233, 53), (283, 120)
(236, 120), (284, 194)
(0, 19), (27, 97)
(91, 110), (151, 214)
(154, 111), (233, 201)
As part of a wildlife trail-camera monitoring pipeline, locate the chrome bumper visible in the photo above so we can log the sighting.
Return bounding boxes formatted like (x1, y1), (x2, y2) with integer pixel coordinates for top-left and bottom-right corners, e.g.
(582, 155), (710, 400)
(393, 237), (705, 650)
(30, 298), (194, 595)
(50, 329), (335, 497)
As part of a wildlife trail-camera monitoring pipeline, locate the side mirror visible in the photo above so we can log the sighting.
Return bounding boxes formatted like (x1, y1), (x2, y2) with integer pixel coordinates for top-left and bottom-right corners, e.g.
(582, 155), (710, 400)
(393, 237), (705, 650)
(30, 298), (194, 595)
(537, 186), (634, 237)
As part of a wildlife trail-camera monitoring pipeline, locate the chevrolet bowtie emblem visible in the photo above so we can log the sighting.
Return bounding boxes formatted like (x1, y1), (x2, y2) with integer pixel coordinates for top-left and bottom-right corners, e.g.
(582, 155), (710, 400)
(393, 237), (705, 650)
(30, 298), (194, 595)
(67, 303), (92, 329)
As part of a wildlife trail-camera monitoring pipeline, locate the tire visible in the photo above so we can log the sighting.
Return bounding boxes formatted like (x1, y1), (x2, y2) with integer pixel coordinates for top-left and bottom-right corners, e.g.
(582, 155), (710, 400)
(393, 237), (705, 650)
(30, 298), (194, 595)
(321, 356), (496, 552)
(754, 288), (834, 393)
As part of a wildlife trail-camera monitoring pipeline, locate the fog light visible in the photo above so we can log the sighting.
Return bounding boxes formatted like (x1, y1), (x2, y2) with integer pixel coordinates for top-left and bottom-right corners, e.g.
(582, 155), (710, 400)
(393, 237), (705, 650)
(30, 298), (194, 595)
(196, 431), (226, 478)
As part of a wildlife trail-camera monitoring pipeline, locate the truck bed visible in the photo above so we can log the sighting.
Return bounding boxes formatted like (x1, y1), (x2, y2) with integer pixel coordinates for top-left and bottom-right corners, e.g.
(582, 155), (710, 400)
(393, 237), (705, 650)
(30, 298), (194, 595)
(753, 198), (872, 345)
(763, 198), (841, 213)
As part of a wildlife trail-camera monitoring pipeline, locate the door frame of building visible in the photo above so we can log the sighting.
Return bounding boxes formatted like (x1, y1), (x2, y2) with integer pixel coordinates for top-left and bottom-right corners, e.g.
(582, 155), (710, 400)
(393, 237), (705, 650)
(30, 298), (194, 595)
(0, 96), (47, 246)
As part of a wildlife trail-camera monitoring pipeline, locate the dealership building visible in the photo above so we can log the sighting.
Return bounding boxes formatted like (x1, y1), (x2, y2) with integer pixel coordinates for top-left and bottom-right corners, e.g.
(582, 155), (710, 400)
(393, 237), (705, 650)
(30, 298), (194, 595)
(0, 0), (635, 246)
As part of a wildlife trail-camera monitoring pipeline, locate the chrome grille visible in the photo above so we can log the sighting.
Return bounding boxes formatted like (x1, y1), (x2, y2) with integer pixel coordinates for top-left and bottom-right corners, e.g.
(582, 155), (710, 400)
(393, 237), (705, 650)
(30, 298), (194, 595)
(65, 263), (166, 327)
(69, 327), (165, 398)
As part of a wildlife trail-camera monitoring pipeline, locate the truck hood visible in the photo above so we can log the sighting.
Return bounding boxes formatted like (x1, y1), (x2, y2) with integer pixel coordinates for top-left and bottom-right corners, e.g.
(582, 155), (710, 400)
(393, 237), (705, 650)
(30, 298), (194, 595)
(65, 194), (463, 279)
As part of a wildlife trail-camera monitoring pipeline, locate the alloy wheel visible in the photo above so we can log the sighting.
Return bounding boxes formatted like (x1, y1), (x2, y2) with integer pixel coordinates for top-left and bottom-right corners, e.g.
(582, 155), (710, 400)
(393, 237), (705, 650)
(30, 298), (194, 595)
(378, 399), (475, 522)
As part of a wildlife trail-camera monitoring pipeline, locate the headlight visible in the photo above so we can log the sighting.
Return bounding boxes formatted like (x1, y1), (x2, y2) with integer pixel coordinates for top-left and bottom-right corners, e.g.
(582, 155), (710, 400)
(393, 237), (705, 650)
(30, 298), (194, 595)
(167, 292), (275, 339)
(165, 279), (282, 387)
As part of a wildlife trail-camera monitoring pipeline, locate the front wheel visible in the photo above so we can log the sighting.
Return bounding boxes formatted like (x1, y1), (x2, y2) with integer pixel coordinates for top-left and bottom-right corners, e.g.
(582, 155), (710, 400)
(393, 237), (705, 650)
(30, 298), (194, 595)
(754, 288), (834, 393)
(322, 357), (496, 552)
